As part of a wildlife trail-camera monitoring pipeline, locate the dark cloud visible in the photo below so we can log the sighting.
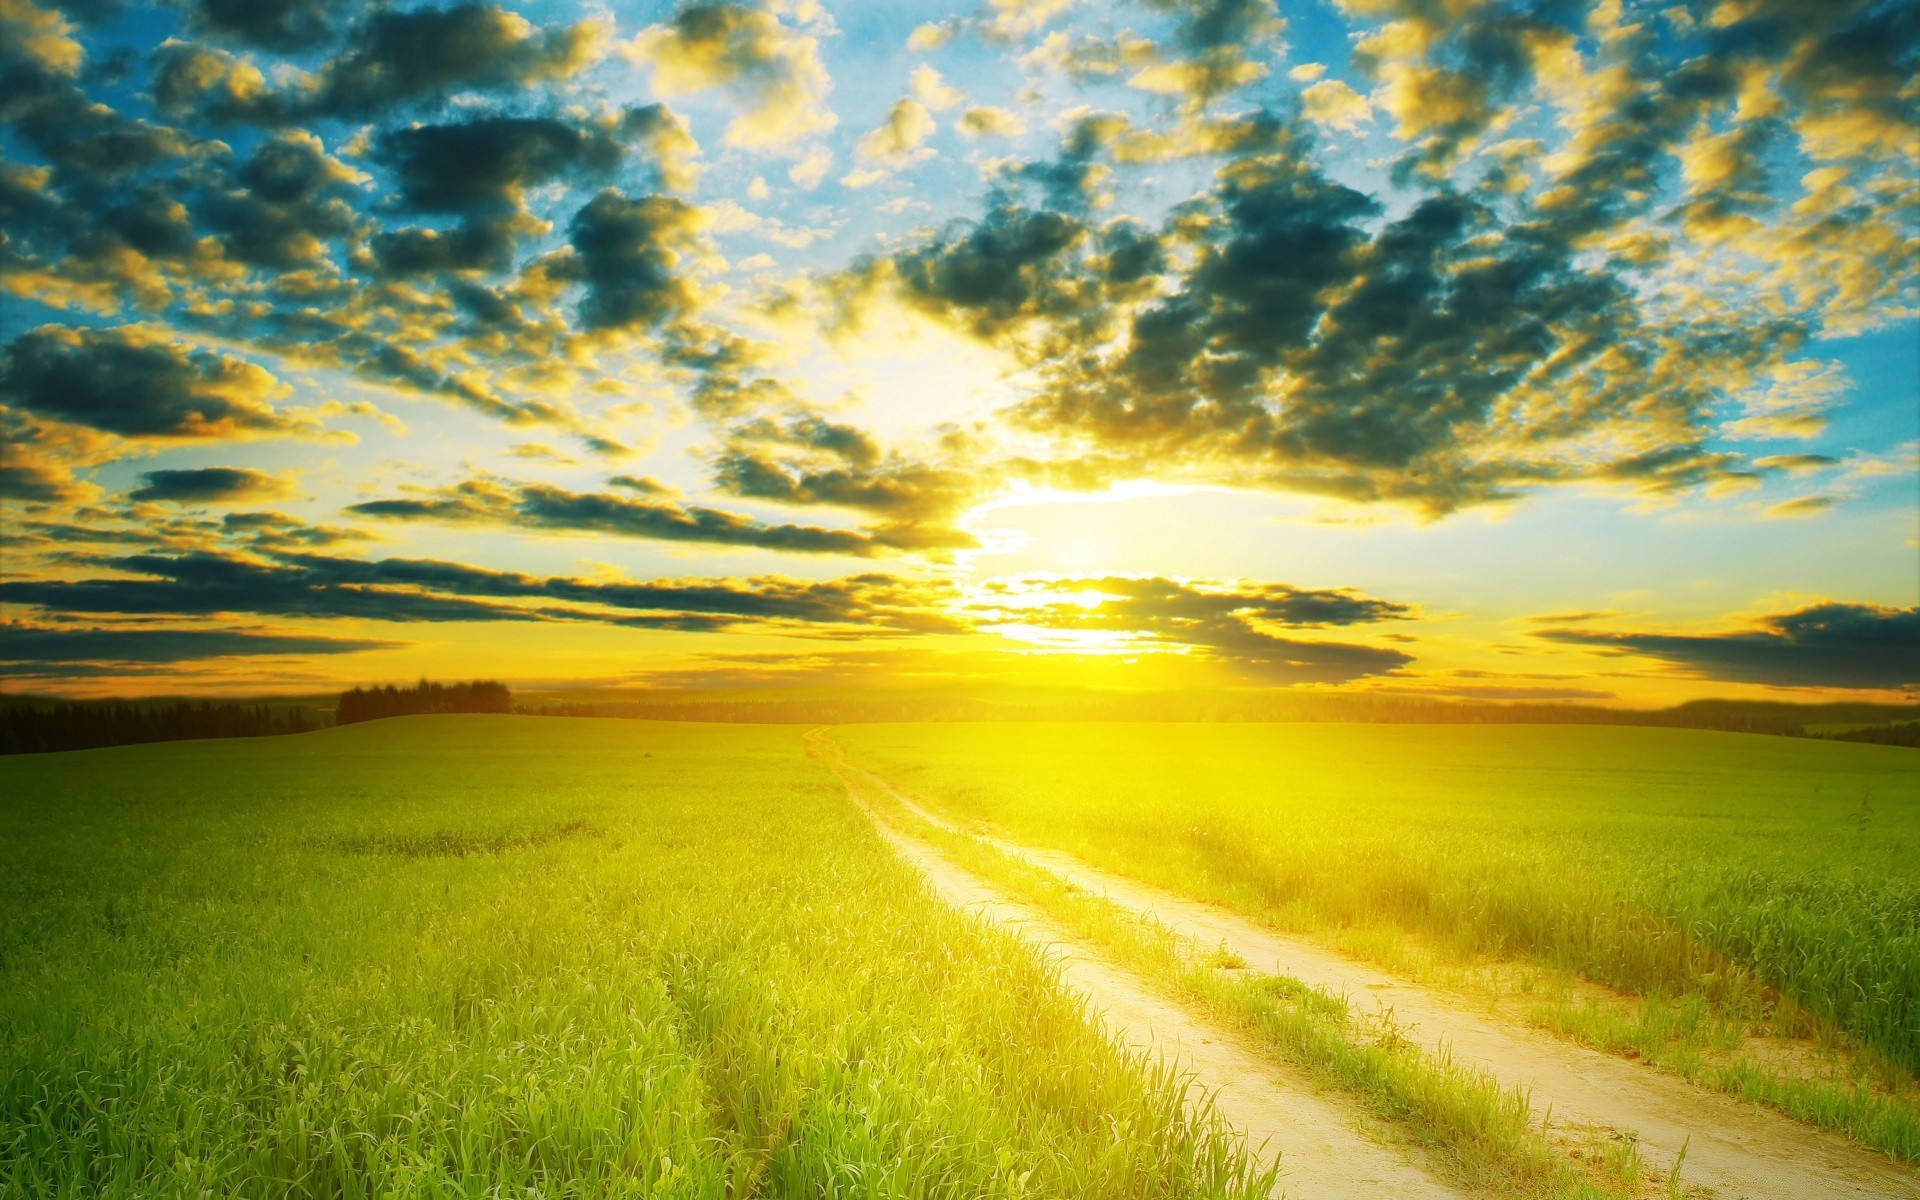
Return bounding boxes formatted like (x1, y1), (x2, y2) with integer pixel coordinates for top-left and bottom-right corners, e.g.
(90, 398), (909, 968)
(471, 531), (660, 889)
(0, 550), (959, 634)
(891, 135), (1786, 510)
(0, 459), (87, 503)
(710, 411), (982, 547)
(563, 188), (701, 331)
(0, 551), (531, 623)
(891, 205), (1090, 340)
(311, 2), (604, 116)
(364, 114), (646, 275)
(0, 422), (96, 504)
(0, 326), (304, 440)
(1537, 603), (1920, 690)
(128, 466), (291, 503)
(374, 116), (628, 214)
(185, 0), (360, 51)
(971, 575), (1414, 683)
(196, 132), (361, 268)
(219, 510), (370, 549)
(154, 4), (606, 123)
(0, 623), (397, 664)
(345, 476), (893, 555)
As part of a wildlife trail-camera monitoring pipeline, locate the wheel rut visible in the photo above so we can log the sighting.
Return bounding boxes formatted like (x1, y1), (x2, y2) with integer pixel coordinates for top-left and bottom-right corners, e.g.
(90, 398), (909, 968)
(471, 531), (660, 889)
(815, 730), (1920, 1200)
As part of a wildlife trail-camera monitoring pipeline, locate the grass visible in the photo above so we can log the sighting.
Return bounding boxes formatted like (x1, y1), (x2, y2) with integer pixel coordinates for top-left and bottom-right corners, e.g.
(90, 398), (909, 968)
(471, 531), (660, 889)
(0, 716), (1271, 1198)
(831, 721), (1920, 1159)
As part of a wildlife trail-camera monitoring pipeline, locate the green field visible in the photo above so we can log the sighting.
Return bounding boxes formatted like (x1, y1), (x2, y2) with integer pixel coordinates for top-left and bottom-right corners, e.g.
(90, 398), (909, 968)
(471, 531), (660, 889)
(0, 718), (1267, 1198)
(7, 716), (1916, 1194)
(834, 722), (1920, 1151)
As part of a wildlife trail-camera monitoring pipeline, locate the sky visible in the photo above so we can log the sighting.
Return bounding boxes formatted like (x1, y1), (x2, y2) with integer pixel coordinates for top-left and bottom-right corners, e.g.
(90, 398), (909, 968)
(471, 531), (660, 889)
(0, 0), (1915, 703)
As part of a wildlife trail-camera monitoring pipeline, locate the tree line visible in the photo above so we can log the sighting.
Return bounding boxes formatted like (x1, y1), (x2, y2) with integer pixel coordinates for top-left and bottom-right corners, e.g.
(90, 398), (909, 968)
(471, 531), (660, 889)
(1, 679), (511, 754)
(0, 701), (321, 755)
(335, 680), (511, 725)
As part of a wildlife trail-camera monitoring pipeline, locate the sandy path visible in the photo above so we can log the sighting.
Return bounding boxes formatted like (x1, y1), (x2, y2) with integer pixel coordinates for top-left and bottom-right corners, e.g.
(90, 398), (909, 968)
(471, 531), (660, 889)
(814, 738), (1468, 1200)
(819, 734), (1920, 1200)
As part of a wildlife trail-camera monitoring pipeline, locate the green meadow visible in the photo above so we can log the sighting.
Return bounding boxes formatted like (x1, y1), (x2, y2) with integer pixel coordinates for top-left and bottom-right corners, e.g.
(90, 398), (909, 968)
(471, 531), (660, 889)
(0, 718), (1266, 1198)
(6, 715), (1917, 1196)
(835, 722), (1920, 1154)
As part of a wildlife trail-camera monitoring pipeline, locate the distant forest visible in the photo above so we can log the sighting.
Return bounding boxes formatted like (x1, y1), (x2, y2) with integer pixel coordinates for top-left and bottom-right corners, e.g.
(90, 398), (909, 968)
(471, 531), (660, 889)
(0, 702), (321, 755)
(336, 680), (511, 725)
(2, 681), (1914, 754)
(1, 680), (509, 755)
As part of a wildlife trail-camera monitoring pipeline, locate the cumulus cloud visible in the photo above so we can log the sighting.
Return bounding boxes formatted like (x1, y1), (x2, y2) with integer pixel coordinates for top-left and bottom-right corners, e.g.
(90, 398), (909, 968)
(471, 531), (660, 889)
(560, 188), (704, 332)
(363, 113), (669, 275)
(622, 2), (836, 151)
(183, 0), (360, 51)
(711, 410), (983, 548)
(856, 98), (936, 164)
(958, 105), (1026, 139)
(1536, 603), (1920, 691)
(0, 325), (305, 440)
(128, 466), (294, 503)
(1300, 78), (1371, 132)
(154, 4), (608, 122)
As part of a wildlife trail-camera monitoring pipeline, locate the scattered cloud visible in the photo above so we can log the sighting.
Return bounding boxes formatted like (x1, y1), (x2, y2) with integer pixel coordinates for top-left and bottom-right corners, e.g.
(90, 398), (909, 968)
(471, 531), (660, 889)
(0, 623), (399, 665)
(128, 466), (295, 504)
(346, 475), (912, 555)
(622, 2), (836, 151)
(0, 326), (306, 441)
(969, 574), (1414, 683)
(1537, 603), (1920, 691)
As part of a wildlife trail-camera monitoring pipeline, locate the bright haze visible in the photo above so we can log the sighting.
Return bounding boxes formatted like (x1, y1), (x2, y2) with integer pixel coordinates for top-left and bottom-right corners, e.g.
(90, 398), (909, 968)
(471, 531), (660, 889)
(0, 0), (1915, 702)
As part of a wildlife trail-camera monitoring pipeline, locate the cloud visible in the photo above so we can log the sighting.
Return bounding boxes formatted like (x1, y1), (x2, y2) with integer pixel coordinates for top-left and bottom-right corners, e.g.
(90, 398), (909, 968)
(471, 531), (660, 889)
(970, 574), (1414, 683)
(1760, 494), (1839, 520)
(1536, 603), (1920, 691)
(561, 189), (703, 332)
(909, 64), (963, 111)
(957, 106), (1026, 139)
(711, 410), (983, 547)
(196, 130), (363, 269)
(373, 116), (628, 214)
(0, 623), (398, 665)
(128, 466), (294, 503)
(183, 0), (359, 51)
(622, 2), (836, 151)
(1300, 78), (1371, 132)
(0, 550), (960, 634)
(889, 205), (1088, 340)
(0, 325), (307, 441)
(346, 475), (898, 555)
(856, 98), (936, 165)
(906, 21), (953, 51)
(363, 113), (661, 275)
(155, 4), (608, 122)
(0, 424), (100, 504)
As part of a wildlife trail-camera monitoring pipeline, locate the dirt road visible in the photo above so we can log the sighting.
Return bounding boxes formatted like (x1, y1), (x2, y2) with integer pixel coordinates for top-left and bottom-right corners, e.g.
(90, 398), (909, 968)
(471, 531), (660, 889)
(870, 818), (1469, 1200)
